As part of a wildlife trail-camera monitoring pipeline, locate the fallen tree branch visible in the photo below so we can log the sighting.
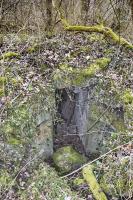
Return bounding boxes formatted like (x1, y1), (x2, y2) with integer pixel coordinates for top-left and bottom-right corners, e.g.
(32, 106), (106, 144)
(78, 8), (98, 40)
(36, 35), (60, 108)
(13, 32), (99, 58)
(83, 165), (107, 200)
(65, 25), (133, 49)
(53, 2), (133, 49)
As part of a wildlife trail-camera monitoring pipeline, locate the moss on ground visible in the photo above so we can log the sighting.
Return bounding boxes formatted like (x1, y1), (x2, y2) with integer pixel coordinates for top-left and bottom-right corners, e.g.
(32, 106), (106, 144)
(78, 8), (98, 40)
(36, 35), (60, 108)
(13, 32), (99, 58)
(0, 76), (6, 86)
(0, 51), (20, 60)
(0, 76), (6, 97)
(0, 162), (84, 200)
(8, 137), (22, 145)
(122, 89), (133, 104)
(89, 33), (105, 43)
(99, 156), (133, 198)
(0, 89), (4, 97)
(73, 177), (85, 186)
(53, 146), (87, 174)
(27, 44), (40, 53)
(18, 163), (84, 200)
(53, 57), (111, 87)
(0, 169), (12, 193)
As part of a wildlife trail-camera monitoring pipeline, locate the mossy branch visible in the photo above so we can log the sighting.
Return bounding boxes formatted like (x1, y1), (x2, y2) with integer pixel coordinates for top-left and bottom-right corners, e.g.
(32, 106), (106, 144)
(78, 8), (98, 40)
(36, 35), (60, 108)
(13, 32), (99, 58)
(53, 3), (133, 49)
(65, 25), (133, 49)
(82, 165), (107, 200)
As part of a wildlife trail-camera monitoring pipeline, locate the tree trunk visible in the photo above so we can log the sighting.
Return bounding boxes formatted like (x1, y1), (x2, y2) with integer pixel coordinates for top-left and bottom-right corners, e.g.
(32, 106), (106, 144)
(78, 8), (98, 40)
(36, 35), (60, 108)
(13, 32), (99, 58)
(81, 0), (90, 25)
(130, 0), (133, 21)
(45, 0), (52, 32)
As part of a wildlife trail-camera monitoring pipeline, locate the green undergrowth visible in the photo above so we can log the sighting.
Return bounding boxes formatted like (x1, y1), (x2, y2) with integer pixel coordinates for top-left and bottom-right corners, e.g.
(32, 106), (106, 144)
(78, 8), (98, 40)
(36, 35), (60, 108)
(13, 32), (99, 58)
(99, 155), (133, 198)
(27, 44), (40, 53)
(0, 169), (12, 194)
(0, 163), (84, 200)
(0, 32), (132, 200)
(1, 102), (36, 140)
(122, 89), (133, 104)
(0, 76), (6, 97)
(18, 163), (84, 200)
(73, 57), (111, 85)
(88, 33), (105, 43)
(82, 57), (110, 75)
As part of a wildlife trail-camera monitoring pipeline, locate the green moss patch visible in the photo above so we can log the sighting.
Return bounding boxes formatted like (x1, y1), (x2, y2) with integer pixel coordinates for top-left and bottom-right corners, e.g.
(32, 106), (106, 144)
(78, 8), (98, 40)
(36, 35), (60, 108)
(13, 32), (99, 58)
(53, 146), (87, 174)
(54, 57), (111, 87)
(0, 89), (4, 97)
(95, 57), (111, 69)
(0, 169), (12, 192)
(8, 137), (22, 145)
(0, 76), (6, 86)
(122, 89), (133, 104)
(82, 57), (111, 77)
(27, 44), (40, 53)
(73, 177), (85, 186)
(0, 51), (20, 60)
(0, 76), (6, 97)
(73, 57), (111, 85)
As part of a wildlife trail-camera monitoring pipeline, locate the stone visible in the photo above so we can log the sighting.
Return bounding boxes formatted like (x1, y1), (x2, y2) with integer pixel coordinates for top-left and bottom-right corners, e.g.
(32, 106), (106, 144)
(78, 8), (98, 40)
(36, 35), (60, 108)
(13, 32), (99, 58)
(23, 111), (54, 168)
(84, 102), (125, 155)
(31, 119), (53, 159)
(0, 141), (24, 163)
(53, 146), (87, 173)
